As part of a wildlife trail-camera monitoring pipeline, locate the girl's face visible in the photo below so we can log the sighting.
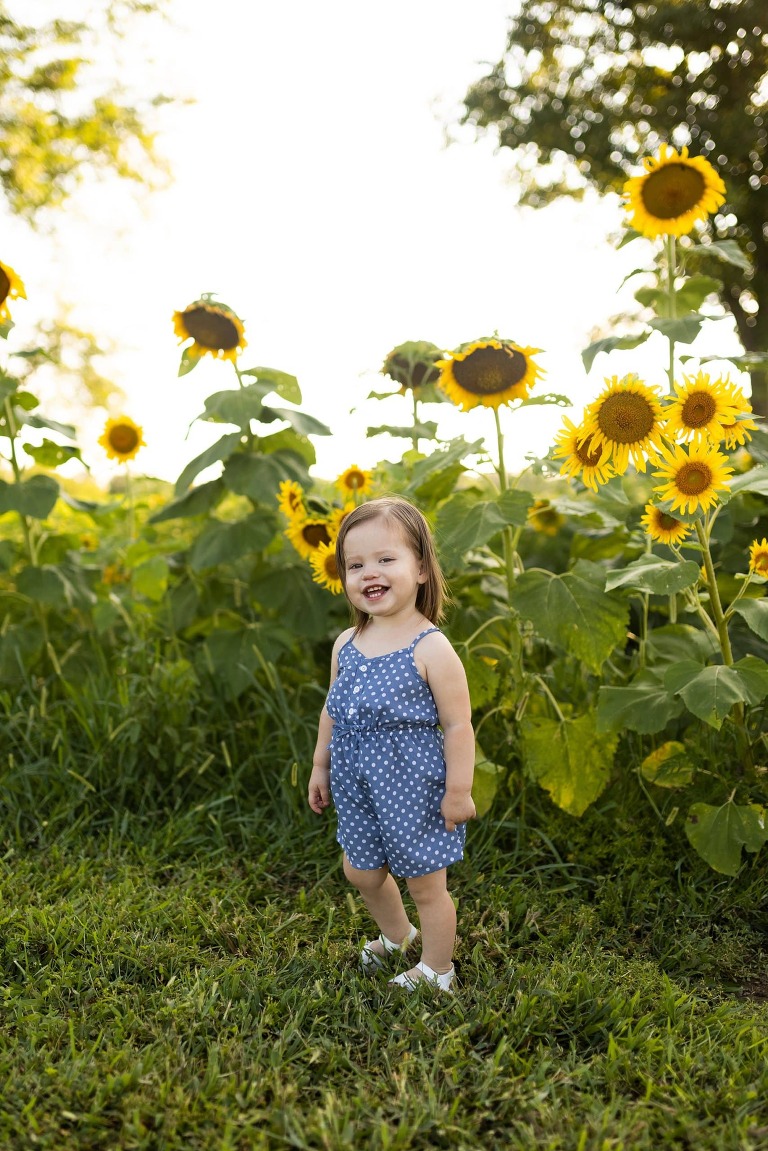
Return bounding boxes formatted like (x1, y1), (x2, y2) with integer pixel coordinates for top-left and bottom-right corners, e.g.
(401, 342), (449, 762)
(342, 516), (426, 621)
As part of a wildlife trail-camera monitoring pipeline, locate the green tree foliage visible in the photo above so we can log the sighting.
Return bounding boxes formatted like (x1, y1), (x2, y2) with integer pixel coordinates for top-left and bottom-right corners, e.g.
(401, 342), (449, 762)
(460, 0), (768, 413)
(0, 0), (170, 221)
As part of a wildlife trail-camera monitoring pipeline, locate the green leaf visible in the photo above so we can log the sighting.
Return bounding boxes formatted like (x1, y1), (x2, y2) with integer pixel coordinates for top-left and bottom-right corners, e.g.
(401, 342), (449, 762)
(472, 747), (505, 818)
(260, 406), (331, 437)
(198, 383), (273, 428)
(640, 741), (694, 789)
(175, 432), (242, 495)
(0, 475), (59, 519)
(721, 465), (768, 502)
(222, 451), (307, 504)
(581, 334), (647, 374)
(688, 239), (752, 273)
(510, 560), (628, 673)
(20, 412), (77, 439)
(464, 654), (499, 710)
(367, 422), (439, 441)
(178, 347), (200, 377)
(673, 275), (723, 312)
(521, 710), (618, 817)
(239, 367), (301, 404)
(731, 655), (768, 706)
(685, 800), (768, 876)
(10, 390), (39, 411)
(189, 512), (278, 571)
(597, 670), (683, 734)
(132, 556), (170, 602)
(664, 661), (751, 728)
(198, 625), (292, 699)
(605, 555), (701, 596)
(405, 437), (485, 503)
(519, 392), (571, 409)
(149, 478), (226, 523)
(16, 565), (73, 608)
(649, 316), (703, 344)
(730, 599), (768, 642)
(646, 624), (720, 667)
(436, 490), (533, 559)
(22, 439), (83, 468)
(253, 566), (334, 641)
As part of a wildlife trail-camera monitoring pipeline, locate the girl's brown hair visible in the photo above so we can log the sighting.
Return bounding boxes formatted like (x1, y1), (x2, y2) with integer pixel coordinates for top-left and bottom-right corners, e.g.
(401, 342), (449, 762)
(334, 496), (449, 632)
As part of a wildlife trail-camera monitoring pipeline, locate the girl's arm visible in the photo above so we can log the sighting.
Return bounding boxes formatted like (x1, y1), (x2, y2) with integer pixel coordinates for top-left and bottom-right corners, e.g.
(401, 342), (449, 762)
(420, 633), (476, 832)
(308, 629), (351, 815)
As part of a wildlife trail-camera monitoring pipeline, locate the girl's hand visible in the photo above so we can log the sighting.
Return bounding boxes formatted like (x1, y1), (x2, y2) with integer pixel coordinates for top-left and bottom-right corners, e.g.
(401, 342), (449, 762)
(441, 791), (476, 833)
(308, 765), (331, 814)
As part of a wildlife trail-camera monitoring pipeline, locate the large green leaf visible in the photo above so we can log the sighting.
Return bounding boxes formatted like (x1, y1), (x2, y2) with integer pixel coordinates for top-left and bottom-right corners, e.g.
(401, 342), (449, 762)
(664, 661), (760, 728)
(685, 800), (768, 876)
(367, 421), (439, 441)
(21, 412), (77, 439)
(222, 451), (306, 503)
(521, 710), (618, 817)
(239, 366), (302, 404)
(730, 655), (768, 706)
(605, 555), (701, 596)
(132, 556), (170, 602)
(730, 599), (768, 642)
(16, 565), (74, 608)
(198, 383), (273, 428)
(259, 427), (316, 467)
(260, 406), (331, 437)
(22, 439), (83, 468)
(510, 560), (628, 672)
(581, 333), (647, 373)
(198, 625), (292, 699)
(0, 474), (59, 519)
(436, 489), (533, 559)
(149, 478), (226, 523)
(721, 465), (768, 502)
(189, 512), (278, 571)
(688, 238), (752, 273)
(597, 670), (683, 734)
(405, 437), (485, 503)
(649, 316), (703, 344)
(672, 275), (722, 313)
(640, 741), (695, 789)
(645, 624), (720, 667)
(254, 565), (334, 640)
(472, 747), (505, 817)
(175, 432), (242, 495)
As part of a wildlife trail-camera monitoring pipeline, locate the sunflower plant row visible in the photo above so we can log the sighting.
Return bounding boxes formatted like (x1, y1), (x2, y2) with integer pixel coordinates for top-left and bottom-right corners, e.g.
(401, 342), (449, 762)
(1, 144), (767, 876)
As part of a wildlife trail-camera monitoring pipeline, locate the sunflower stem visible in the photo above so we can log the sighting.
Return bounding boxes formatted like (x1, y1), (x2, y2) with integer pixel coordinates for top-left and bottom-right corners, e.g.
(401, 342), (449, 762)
(493, 407), (516, 599)
(124, 465), (136, 543)
(3, 396), (38, 566)
(664, 234), (677, 394)
(411, 391), (419, 454)
(695, 519), (753, 770)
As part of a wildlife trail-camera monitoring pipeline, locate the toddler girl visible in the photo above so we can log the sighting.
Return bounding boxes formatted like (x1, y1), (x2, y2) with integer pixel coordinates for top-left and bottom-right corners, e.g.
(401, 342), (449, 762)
(308, 496), (475, 991)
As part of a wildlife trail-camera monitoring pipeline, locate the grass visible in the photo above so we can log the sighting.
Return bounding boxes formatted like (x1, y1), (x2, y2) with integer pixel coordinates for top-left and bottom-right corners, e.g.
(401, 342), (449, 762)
(2, 789), (768, 1151)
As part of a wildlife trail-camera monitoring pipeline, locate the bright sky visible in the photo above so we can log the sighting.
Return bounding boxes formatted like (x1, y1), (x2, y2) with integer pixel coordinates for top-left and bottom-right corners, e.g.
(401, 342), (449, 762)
(7, 0), (746, 487)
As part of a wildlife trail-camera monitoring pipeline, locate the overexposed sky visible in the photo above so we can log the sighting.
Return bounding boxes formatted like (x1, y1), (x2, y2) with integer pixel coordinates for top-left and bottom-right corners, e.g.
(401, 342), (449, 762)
(6, 0), (746, 486)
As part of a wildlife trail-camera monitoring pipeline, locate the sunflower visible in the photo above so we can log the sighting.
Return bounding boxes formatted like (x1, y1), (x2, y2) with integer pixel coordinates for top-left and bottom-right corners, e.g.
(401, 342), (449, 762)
(640, 502), (691, 546)
(381, 341), (443, 393)
(552, 417), (614, 492)
(748, 538), (768, 577)
(527, 499), (565, 536)
(437, 339), (544, 411)
(285, 516), (333, 560)
(173, 297), (246, 361)
(309, 541), (344, 594)
(327, 502), (355, 539)
(580, 375), (665, 474)
(336, 465), (373, 497)
(0, 260), (26, 323)
(716, 379), (758, 449)
(623, 144), (726, 239)
(98, 416), (145, 463)
(663, 372), (742, 445)
(277, 479), (305, 520)
(652, 440), (733, 515)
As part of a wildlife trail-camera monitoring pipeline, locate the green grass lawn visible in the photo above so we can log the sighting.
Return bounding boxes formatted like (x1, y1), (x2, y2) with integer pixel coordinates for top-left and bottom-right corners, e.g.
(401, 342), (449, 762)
(2, 796), (768, 1151)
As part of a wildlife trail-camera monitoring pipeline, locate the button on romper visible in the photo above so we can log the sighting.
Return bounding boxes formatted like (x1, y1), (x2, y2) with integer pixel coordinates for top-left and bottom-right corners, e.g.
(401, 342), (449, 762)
(326, 627), (466, 878)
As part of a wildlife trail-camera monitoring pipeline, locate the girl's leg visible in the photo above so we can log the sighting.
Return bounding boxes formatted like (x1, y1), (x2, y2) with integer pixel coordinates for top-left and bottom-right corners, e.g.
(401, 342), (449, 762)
(404, 868), (455, 974)
(343, 854), (414, 948)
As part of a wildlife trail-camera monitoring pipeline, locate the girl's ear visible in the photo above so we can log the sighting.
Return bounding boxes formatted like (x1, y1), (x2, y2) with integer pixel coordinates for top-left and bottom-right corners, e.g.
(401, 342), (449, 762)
(417, 568), (428, 584)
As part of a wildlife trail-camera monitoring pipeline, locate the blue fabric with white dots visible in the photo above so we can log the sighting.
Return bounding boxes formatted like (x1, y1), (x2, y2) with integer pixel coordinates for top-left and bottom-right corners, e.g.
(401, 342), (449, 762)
(326, 627), (466, 877)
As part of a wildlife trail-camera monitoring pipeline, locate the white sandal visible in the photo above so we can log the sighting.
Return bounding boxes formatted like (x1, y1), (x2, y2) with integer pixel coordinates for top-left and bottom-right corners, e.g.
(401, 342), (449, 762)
(360, 924), (418, 973)
(388, 960), (455, 993)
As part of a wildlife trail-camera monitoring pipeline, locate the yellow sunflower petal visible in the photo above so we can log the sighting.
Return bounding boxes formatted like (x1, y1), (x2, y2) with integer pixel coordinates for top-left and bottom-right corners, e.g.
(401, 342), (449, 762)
(662, 371), (743, 445)
(623, 144), (726, 239)
(640, 502), (691, 546)
(309, 541), (344, 594)
(552, 416), (615, 492)
(581, 375), (665, 474)
(0, 260), (27, 323)
(336, 466), (373, 497)
(285, 516), (333, 560)
(437, 339), (544, 411)
(277, 479), (305, 520)
(651, 440), (733, 516)
(748, 538), (768, 577)
(173, 298), (246, 361)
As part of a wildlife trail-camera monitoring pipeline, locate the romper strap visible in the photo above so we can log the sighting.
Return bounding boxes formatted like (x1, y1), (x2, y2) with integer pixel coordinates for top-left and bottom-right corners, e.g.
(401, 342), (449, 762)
(410, 627), (440, 650)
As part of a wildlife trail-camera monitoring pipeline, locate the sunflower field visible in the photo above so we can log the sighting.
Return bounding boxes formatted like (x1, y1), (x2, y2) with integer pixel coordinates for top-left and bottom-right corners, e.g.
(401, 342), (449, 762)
(2, 146), (768, 879)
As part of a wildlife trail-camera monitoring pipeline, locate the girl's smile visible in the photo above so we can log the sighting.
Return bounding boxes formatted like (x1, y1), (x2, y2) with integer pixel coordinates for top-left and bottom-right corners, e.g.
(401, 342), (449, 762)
(343, 519), (426, 621)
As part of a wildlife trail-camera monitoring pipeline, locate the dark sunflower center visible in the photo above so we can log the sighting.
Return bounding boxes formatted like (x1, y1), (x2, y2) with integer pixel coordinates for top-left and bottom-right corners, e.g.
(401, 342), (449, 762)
(755, 553), (768, 573)
(681, 392), (717, 428)
(598, 393), (655, 444)
(676, 462), (711, 495)
(453, 346), (527, 396)
(642, 163), (706, 220)
(657, 512), (680, 531)
(325, 554), (339, 580)
(0, 267), (9, 304)
(183, 306), (240, 351)
(345, 470), (366, 490)
(109, 425), (140, 453)
(303, 523), (332, 548)
(388, 355), (439, 390)
(576, 437), (603, 467)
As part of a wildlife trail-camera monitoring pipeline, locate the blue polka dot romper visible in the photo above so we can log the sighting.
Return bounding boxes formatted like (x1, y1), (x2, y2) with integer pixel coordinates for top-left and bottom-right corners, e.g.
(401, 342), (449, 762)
(325, 627), (466, 878)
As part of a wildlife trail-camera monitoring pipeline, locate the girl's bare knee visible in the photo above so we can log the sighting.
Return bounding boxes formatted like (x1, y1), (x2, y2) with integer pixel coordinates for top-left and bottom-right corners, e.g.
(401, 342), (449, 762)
(343, 854), (389, 892)
(406, 869), (447, 905)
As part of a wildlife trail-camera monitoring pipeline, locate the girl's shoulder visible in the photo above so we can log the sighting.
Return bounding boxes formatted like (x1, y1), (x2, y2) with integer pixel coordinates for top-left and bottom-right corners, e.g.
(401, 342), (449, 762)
(412, 627), (460, 671)
(333, 626), (356, 655)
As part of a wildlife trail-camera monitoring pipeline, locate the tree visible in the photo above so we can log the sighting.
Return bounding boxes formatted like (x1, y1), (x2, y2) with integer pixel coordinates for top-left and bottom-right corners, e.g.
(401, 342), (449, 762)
(460, 0), (768, 414)
(0, 0), (170, 223)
